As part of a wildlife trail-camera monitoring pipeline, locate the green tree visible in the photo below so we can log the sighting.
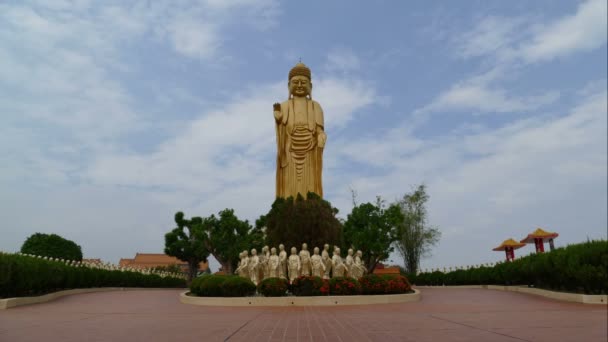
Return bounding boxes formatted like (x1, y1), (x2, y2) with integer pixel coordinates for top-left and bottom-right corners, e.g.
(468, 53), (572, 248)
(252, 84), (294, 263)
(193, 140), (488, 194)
(164, 212), (209, 282)
(395, 184), (441, 274)
(264, 192), (343, 252)
(343, 197), (403, 273)
(20, 233), (83, 261)
(201, 209), (264, 275)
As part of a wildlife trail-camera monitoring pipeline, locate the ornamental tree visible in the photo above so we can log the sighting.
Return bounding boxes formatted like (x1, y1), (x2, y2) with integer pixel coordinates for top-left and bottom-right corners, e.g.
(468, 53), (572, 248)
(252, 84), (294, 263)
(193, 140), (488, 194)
(164, 212), (209, 282)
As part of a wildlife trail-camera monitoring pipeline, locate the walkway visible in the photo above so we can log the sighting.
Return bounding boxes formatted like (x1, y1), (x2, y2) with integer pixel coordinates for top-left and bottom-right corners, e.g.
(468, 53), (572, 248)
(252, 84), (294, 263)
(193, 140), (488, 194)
(0, 288), (606, 341)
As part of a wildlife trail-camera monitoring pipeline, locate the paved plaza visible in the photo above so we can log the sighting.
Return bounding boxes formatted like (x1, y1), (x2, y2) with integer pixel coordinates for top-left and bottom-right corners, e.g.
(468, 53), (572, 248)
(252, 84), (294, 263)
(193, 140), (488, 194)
(0, 288), (606, 342)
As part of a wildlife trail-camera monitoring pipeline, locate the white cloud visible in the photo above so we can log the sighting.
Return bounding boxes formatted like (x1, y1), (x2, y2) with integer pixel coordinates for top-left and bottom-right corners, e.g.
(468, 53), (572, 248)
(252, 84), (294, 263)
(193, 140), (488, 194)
(455, 0), (607, 63)
(417, 72), (560, 115)
(520, 0), (607, 62)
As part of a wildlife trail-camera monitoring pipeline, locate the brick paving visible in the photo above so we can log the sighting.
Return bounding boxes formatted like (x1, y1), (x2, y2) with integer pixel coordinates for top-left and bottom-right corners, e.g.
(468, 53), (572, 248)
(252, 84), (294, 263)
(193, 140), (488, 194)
(0, 288), (606, 342)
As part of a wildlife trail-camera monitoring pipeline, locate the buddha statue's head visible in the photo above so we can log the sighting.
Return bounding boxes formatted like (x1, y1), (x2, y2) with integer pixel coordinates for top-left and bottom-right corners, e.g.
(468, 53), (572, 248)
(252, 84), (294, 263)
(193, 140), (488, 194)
(291, 247), (297, 254)
(251, 248), (257, 255)
(271, 247), (277, 255)
(279, 244), (285, 251)
(288, 62), (312, 98)
(324, 243), (329, 250)
(302, 243), (308, 250)
(314, 247), (320, 255)
(348, 249), (353, 256)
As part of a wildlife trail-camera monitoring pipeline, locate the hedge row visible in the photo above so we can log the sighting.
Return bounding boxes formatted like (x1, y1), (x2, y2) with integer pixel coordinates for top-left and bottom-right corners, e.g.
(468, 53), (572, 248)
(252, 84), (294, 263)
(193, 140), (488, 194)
(190, 274), (413, 297)
(190, 275), (256, 297)
(409, 240), (607, 295)
(0, 253), (186, 298)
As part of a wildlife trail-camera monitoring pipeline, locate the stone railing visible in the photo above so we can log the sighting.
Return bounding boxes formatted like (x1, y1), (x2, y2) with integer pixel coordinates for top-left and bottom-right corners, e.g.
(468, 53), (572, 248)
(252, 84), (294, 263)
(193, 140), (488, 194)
(14, 252), (187, 279)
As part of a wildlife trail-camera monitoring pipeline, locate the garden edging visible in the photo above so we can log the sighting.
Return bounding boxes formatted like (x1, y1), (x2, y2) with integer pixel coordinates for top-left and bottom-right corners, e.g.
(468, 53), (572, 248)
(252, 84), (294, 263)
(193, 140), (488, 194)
(0, 287), (184, 310)
(179, 288), (420, 306)
(417, 285), (606, 304)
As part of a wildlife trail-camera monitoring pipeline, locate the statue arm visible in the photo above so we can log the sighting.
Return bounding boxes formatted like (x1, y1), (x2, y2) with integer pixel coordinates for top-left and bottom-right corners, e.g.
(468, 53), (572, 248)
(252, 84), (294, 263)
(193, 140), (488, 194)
(273, 102), (282, 121)
(314, 101), (326, 148)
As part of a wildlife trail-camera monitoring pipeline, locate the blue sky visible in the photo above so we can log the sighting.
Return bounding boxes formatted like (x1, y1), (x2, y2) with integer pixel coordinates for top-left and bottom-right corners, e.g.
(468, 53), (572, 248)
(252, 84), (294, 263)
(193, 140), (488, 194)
(1, 0), (606, 272)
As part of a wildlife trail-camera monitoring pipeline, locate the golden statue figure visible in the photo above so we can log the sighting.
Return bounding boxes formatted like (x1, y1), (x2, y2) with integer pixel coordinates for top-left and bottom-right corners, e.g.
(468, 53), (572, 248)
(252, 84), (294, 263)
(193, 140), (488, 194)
(274, 62), (326, 199)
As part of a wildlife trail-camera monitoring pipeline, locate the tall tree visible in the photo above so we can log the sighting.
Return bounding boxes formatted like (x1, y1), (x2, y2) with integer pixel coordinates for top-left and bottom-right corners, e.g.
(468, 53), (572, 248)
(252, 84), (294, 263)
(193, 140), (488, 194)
(343, 197), (403, 273)
(164, 212), (209, 282)
(395, 185), (441, 274)
(201, 209), (264, 275)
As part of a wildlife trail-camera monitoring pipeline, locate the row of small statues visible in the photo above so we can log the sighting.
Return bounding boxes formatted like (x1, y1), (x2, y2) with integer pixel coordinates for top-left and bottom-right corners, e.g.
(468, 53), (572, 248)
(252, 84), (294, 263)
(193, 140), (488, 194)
(234, 243), (367, 285)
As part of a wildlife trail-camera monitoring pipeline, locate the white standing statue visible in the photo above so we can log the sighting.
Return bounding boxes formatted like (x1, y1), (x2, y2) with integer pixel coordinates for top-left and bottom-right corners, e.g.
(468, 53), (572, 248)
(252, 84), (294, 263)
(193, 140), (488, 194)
(259, 245), (270, 281)
(248, 248), (260, 285)
(331, 247), (346, 277)
(269, 247), (280, 278)
(311, 247), (326, 277)
(278, 244), (288, 279)
(321, 243), (332, 279)
(345, 248), (355, 278)
(299, 243), (311, 276)
(351, 250), (366, 279)
(235, 250), (249, 278)
(288, 247), (301, 282)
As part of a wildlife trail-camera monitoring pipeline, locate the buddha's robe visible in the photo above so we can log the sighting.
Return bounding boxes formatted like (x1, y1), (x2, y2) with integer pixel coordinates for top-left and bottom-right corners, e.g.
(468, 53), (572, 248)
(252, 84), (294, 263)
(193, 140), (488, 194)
(275, 98), (324, 198)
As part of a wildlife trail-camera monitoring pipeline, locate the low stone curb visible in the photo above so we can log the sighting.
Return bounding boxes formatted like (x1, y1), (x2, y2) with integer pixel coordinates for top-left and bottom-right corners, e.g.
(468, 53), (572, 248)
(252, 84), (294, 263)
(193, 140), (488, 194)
(179, 289), (420, 307)
(416, 285), (607, 304)
(0, 288), (186, 310)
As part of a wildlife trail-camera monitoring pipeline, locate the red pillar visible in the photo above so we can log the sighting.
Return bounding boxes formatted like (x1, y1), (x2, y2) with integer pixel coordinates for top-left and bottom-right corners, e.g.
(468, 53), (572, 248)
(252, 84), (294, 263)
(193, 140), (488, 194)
(534, 238), (545, 253)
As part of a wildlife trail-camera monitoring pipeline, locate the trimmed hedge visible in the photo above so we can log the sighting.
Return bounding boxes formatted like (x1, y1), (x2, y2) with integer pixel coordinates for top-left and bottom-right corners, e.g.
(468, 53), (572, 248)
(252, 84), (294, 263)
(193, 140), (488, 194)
(329, 277), (361, 296)
(381, 274), (413, 294)
(412, 240), (608, 295)
(258, 277), (289, 297)
(0, 253), (185, 298)
(190, 275), (255, 297)
(291, 276), (328, 296)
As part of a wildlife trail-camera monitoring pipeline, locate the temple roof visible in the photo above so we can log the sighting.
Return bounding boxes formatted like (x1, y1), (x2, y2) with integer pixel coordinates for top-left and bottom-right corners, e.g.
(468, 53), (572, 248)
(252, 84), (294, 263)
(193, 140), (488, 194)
(520, 228), (559, 243)
(492, 238), (526, 251)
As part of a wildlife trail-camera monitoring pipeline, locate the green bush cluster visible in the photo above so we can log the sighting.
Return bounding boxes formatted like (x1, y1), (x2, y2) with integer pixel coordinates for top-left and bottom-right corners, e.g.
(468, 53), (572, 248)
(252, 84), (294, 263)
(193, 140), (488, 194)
(359, 274), (413, 295)
(290, 276), (328, 296)
(0, 253), (185, 298)
(20, 233), (83, 261)
(257, 277), (289, 297)
(190, 275), (256, 297)
(411, 240), (607, 295)
(329, 277), (361, 295)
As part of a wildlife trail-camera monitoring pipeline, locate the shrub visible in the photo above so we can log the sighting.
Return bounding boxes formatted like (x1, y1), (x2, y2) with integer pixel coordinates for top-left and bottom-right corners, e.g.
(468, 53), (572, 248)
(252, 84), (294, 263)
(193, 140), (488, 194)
(381, 274), (412, 294)
(20, 233), (83, 261)
(191, 274), (230, 297)
(258, 277), (289, 297)
(0, 253), (185, 298)
(329, 277), (361, 296)
(413, 240), (607, 295)
(221, 277), (256, 297)
(359, 275), (388, 295)
(291, 276), (328, 296)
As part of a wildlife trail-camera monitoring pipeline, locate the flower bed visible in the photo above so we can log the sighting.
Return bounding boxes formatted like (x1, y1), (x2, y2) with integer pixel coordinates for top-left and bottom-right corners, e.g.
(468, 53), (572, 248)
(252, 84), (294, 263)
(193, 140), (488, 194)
(258, 277), (289, 297)
(329, 277), (361, 296)
(290, 276), (328, 296)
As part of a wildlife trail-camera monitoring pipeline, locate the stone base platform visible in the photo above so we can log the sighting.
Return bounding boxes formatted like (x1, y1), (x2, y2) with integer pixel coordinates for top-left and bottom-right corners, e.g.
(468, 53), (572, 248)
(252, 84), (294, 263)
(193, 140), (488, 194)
(179, 289), (420, 306)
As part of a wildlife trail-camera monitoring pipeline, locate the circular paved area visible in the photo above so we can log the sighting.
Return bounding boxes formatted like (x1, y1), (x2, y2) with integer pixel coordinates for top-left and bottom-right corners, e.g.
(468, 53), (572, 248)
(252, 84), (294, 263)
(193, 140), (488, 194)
(0, 288), (606, 342)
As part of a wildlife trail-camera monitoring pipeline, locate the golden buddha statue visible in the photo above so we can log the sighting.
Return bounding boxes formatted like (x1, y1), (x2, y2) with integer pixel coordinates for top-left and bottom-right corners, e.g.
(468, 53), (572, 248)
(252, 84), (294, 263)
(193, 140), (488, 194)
(273, 62), (326, 199)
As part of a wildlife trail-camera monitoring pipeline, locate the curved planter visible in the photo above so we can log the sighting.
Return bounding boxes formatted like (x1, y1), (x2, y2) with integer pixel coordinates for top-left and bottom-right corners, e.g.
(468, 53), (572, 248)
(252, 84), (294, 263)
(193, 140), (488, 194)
(180, 289), (420, 307)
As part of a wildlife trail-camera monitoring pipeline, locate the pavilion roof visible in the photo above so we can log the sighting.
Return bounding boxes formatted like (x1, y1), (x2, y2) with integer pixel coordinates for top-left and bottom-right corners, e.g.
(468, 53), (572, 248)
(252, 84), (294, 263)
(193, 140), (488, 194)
(520, 228), (559, 243)
(492, 238), (526, 251)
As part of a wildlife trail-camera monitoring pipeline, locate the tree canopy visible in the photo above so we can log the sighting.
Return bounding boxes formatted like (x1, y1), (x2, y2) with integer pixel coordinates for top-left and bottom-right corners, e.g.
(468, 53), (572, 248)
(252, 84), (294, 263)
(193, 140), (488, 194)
(201, 209), (264, 275)
(164, 212), (209, 281)
(395, 184), (441, 274)
(342, 197), (403, 273)
(263, 192), (343, 251)
(20, 233), (83, 261)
